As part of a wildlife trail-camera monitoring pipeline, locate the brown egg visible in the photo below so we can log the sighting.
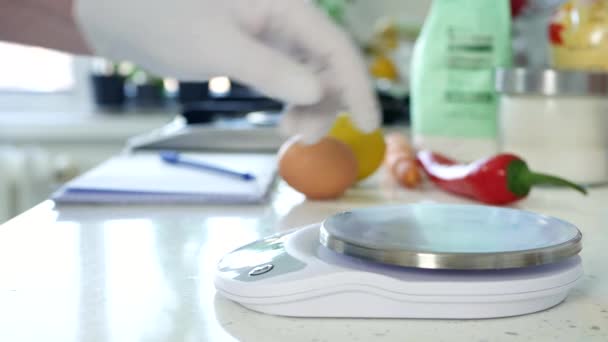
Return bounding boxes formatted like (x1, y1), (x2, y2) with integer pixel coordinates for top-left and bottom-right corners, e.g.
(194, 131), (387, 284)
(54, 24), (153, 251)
(278, 136), (358, 200)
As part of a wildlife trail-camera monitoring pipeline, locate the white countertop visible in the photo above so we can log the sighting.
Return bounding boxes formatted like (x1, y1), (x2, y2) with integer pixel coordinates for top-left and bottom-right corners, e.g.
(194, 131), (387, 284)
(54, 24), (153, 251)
(0, 174), (607, 341)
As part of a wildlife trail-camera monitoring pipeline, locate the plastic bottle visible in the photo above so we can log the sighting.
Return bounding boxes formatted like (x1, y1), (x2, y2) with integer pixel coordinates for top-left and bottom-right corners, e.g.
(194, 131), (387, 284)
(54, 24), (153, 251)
(410, 0), (512, 161)
(549, 0), (608, 71)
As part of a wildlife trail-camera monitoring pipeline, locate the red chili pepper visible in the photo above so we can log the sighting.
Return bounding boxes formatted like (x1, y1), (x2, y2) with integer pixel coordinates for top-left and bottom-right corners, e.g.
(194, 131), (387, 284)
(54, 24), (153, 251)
(549, 22), (565, 45)
(416, 150), (587, 205)
(511, 0), (527, 18)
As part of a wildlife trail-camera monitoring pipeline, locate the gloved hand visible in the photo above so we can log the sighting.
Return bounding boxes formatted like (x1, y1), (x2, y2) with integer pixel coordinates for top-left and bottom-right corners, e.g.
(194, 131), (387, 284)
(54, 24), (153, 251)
(74, 0), (380, 143)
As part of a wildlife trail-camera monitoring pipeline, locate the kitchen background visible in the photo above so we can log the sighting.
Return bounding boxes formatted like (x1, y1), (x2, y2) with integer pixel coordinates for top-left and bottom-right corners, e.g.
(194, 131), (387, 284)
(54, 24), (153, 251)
(0, 0), (564, 222)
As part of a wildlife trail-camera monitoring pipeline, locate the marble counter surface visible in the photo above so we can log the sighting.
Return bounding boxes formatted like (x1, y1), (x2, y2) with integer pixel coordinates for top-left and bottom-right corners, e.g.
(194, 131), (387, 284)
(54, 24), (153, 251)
(0, 177), (606, 341)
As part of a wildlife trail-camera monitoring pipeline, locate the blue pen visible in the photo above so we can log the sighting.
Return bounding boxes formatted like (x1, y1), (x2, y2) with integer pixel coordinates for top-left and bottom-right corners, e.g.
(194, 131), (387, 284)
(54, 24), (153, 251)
(159, 151), (256, 181)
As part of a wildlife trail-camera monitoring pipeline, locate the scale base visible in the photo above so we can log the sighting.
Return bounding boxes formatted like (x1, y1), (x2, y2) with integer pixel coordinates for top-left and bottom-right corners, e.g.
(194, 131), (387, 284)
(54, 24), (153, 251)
(239, 291), (569, 319)
(215, 224), (583, 319)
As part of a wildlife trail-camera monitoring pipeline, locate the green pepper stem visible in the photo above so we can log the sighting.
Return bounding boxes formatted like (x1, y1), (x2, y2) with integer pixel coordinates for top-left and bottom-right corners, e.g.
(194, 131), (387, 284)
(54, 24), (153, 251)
(507, 159), (588, 197)
(525, 171), (588, 195)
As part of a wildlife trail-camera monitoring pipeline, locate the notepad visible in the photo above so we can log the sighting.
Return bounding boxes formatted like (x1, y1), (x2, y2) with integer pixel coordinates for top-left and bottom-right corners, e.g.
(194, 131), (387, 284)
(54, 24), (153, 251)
(53, 152), (277, 204)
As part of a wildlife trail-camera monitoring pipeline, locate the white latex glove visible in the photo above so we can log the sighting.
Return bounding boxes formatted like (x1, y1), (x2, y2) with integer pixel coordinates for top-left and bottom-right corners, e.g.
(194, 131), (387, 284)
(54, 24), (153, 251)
(74, 0), (380, 143)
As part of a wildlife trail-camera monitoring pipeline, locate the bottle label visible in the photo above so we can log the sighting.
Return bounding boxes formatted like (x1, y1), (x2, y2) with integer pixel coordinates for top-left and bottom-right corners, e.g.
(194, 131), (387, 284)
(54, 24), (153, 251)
(550, 0), (608, 70)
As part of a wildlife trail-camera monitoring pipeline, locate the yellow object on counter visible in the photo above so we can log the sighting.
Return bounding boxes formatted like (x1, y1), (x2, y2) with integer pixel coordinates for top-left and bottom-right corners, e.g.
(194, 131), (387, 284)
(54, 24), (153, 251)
(328, 114), (386, 181)
(373, 20), (400, 52)
(550, 0), (608, 70)
(369, 55), (399, 81)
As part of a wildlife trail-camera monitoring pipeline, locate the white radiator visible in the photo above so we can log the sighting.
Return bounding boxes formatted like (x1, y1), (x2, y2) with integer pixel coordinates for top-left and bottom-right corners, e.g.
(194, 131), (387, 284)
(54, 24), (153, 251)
(0, 146), (78, 223)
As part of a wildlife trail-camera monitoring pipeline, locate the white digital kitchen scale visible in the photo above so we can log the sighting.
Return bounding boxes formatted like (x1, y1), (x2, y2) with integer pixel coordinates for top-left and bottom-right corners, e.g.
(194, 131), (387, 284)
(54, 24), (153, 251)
(214, 204), (583, 319)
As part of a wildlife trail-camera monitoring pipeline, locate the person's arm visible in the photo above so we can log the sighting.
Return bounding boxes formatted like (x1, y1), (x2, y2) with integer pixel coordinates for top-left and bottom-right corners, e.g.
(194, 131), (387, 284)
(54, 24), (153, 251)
(0, 0), (90, 54)
(1, 0), (380, 142)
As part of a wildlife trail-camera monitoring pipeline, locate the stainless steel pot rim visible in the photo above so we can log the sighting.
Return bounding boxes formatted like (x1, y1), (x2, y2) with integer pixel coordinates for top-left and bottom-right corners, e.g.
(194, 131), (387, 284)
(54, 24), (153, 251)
(496, 67), (608, 96)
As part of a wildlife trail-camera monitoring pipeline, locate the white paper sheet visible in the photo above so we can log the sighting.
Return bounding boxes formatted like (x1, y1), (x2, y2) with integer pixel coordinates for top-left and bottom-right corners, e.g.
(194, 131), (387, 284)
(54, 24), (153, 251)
(53, 152), (277, 204)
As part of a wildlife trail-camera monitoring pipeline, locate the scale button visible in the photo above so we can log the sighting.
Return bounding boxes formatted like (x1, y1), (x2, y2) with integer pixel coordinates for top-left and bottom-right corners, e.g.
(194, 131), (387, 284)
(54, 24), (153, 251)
(249, 264), (274, 276)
